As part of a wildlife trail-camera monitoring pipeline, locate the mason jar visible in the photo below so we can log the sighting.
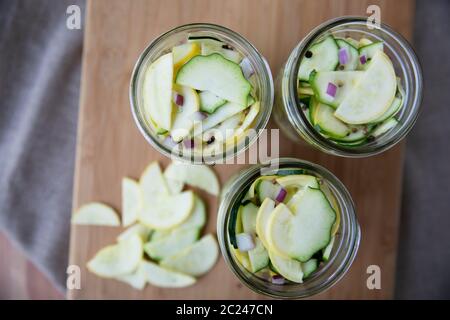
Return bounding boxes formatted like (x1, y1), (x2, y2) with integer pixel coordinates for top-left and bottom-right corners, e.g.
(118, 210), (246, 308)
(217, 158), (360, 298)
(273, 16), (423, 157)
(130, 23), (273, 163)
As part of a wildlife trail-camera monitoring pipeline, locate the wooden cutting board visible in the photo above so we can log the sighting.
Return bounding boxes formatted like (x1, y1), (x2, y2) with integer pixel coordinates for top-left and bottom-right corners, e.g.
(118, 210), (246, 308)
(68, 0), (414, 299)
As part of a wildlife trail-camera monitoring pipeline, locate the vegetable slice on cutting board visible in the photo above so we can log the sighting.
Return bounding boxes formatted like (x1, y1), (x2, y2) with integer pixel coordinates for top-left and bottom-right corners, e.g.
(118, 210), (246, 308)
(139, 190), (194, 229)
(144, 227), (200, 261)
(140, 162), (169, 204)
(72, 202), (120, 226)
(160, 234), (219, 277)
(164, 162), (220, 196)
(122, 177), (142, 227)
(87, 234), (143, 277)
(142, 261), (196, 288)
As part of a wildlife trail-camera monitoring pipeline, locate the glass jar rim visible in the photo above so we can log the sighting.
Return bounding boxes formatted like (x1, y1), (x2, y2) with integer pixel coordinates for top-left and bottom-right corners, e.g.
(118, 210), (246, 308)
(217, 157), (361, 298)
(129, 23), (274, 164)
(282, 16), (423, 157)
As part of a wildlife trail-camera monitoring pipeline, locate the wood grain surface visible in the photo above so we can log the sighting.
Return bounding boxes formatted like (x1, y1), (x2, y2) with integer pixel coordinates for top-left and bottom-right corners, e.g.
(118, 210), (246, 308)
(68, 0), (414, 299)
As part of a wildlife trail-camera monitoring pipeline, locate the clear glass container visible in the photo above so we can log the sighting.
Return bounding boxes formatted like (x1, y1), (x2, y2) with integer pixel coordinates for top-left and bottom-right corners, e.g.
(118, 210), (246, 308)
(130, 23), (273, 163)
(217, 158), (360, 299)
(273, 17), (423, 157)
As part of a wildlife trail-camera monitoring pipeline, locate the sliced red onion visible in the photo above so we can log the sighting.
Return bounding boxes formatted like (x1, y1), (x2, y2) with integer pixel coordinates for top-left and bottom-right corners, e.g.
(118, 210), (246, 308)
(173, 92), (184, 106)
(183, 139), (195, 149)
(236, 233), (255, 252)
(275, 188), (287, 202)
(189, 111), (208, 122)
(326, 82), (337, 98)
(271, 275), (285, 285)
(359, 54), (367, 65)
(338, 48), (349, 65)
(239, 57), (254, 79)
(163, 136), (178, 149)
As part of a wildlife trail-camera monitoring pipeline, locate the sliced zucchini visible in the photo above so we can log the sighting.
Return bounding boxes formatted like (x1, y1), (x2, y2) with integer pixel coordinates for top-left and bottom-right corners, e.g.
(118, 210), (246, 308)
(241, 202), (259, 234)
(359, 41), (384, 59)
(160, 234), (219, 277)
(117, 223), (152, 243)
(139, 191), (194, 229)
(232, 247), (251, 271)
(358, 38), (373, 47)
(202, 112), (243, 142)
(248, 238), (269, 272)
(140, 162), (169, 205)
(179, 195), (207, 229)
(171, 84), (200, 142)
(314, 103), (350, 138)
(298, 86), (314, 95)
(235, 203), (244, 234)
(309, 97), (319, 126)
(143, 53), (173, 131)
(336, 39), (359, 71)
(370, 97), (402, 124)
(164, 162), (220, 196)
(335, 51), (397, 124)
(322, 236), (335, 261)
(275, 174), (319, 190)
(269, 260), (280, 274)
(358, 41), (384, 69)
(268, 250), (303, 283)
(302, 259), (319, 278)
(115, 262), (147, 290)
(142, 261), (196, 288)
(345, 37), (360, 48)
(310, 70), (363, 108)
(121, 177), (142, 227)
(372, 118), (399, 138)
(298, 36), (339, 81)
(268, 189), (336, 262)
(144, 227), (200, 261)
(198, 39), (242, 63)
(255, 198), (276, 248)
(176, 53), (251, 106)
(72, 202), (120, 226)
(256, 180), (283, 202)
(246, 175), (278, 200)
(228, 101), (260, 142)
(199, 90), (227, 114)
(150, 195), (206, 242)
(172, 42), (201, 73)
(228, 190), (248, 248)
(193, 101), (248, 135)
(87, 234), (143, 278)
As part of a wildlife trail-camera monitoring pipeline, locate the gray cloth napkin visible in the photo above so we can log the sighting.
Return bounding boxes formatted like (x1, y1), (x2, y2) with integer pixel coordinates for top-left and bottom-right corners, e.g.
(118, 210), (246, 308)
(394, 0), (450, 299)
(0, 0), (449, 299)
(0, 0), (84, 293)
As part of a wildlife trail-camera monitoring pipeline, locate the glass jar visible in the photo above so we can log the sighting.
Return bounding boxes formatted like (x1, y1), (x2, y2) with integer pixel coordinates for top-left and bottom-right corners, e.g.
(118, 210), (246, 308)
(130, 23), (273, 163)
(273, 17), (423, 157)
(217, 158), (360, 299)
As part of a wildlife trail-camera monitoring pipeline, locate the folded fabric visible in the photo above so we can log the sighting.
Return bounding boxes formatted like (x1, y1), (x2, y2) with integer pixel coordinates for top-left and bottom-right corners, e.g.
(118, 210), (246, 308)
(0, 0), (85, 293)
